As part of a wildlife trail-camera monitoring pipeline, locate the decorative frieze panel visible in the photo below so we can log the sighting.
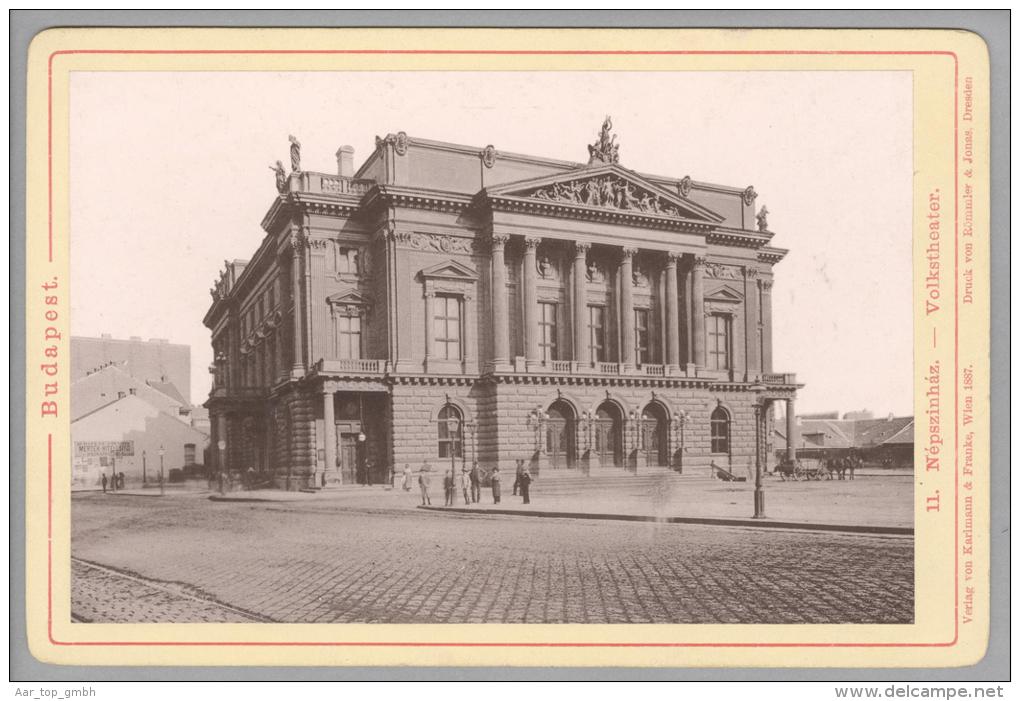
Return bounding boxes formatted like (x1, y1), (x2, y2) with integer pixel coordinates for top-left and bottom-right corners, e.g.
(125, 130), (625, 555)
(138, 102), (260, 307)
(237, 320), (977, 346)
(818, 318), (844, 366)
(404, 232), (477, 255)
(704, 263), (742, 280)
(528, 174), (689, 218)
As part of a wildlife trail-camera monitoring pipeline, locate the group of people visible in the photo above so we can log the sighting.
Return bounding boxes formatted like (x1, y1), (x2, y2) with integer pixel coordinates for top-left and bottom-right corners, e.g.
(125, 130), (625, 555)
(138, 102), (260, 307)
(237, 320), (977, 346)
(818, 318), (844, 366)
(401, 459), (533, 507)
(100, 472), (126, 492)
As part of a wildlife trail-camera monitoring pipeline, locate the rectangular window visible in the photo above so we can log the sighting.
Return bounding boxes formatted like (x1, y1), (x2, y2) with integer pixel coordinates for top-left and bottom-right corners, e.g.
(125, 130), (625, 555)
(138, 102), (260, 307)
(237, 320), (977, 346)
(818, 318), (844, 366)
(707, 313), (731, 370)
(635, 308), (650, 365)
(433, 295), (462, 360)
(588, 305), (607, 362)
(184, 443), (196, 465)
(336, 315), (362, 359)
(538, 302), (559, 363)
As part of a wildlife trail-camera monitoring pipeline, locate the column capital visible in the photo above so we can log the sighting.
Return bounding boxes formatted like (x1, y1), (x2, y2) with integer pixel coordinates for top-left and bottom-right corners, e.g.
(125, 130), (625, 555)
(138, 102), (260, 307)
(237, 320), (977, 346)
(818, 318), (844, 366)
(666, 250), (682, 266)
(490, 233), (510, 250)
(289, 231), (305, 253)
(760, 279), (774, 292)
(574, 241), (592, 256)
(691, 255), (708, 269)
(744, 266), (760, 279)
(620, 246), (638, 260)
(524, 235), (542, 250)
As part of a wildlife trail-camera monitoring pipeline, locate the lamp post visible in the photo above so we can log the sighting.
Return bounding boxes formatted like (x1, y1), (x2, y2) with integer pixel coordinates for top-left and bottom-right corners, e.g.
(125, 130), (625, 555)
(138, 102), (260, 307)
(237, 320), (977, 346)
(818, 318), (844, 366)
(357, 431), (367, 485)
(158, 444), (166, 496)
(752, 400), (766, 518)
(142, 449), (147, 486)
(671, 410), (687, 474)
(580, 410), (593, 474)
(447, 415), (460, 504)
(628, 410), (640, 472)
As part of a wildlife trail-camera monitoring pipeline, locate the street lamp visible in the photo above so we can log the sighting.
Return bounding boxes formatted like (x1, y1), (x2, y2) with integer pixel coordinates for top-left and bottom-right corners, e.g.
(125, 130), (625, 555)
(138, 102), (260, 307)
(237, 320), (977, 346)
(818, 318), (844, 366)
(158, 444), (166, 496)
(446, 414), (460, 504)
(142, 449), (147, 486)
(671, 410), (687, 474)
(752, 401), (766, 518)
(628, 410), (640, 472)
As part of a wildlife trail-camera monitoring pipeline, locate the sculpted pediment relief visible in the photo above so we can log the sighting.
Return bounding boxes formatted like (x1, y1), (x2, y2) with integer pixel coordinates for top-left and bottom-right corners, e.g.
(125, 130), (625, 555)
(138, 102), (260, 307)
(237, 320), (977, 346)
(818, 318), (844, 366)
(487, 165), (724, 224)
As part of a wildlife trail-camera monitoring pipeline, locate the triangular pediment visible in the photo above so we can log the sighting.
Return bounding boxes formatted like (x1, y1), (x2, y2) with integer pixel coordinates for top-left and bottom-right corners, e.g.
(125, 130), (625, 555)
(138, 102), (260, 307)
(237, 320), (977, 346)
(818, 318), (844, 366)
(704, 285), (743, 303)
(485, 164), (724, 224)
(326, 288), (371, 306)
(420, 259), (478, 281)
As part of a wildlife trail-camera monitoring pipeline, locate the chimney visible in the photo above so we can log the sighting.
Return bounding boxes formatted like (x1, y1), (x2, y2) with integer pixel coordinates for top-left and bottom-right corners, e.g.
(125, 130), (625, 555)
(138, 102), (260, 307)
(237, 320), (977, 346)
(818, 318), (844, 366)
(129, 388), (136, 395)
(337, 145), (355, 177)
(117, 391), (126, 399)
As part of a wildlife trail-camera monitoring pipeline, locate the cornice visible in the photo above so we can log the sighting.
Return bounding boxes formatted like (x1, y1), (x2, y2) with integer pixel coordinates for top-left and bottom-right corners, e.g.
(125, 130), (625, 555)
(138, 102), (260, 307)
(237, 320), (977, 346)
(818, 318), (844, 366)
(485, 194), (716, 234)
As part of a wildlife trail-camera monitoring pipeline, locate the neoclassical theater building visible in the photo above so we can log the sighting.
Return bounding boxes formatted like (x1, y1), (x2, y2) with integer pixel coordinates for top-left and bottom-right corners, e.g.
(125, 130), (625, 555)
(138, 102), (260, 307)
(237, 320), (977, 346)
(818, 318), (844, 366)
(204, 120), (800, 488)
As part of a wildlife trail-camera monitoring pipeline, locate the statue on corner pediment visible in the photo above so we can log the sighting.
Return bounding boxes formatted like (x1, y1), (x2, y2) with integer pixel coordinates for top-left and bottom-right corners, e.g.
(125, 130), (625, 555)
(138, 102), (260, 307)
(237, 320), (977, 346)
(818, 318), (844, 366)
(756, 205), (770, 232)
(270, 160), (287, 194)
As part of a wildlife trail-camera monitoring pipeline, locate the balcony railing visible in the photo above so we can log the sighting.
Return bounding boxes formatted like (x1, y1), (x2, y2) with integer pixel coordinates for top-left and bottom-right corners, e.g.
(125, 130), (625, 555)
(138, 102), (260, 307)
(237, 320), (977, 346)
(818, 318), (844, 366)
(319, 358), (386, 374)
(550, 360), (573, 373)
(761, 372), (797, 385)
(596, 362), (620, 374)
(298, 172), (375, 197)
(639, 364), (665, 376)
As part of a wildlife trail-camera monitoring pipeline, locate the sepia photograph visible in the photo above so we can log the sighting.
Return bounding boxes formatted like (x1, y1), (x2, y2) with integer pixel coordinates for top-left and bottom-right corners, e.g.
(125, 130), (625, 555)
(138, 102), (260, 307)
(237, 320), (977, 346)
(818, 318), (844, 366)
(64, 68), (918, 627)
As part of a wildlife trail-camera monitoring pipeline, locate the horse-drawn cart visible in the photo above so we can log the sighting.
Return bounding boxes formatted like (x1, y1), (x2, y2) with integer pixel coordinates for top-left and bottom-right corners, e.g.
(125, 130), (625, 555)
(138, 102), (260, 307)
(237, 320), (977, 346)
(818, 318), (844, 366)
(775, 459), (829, 481)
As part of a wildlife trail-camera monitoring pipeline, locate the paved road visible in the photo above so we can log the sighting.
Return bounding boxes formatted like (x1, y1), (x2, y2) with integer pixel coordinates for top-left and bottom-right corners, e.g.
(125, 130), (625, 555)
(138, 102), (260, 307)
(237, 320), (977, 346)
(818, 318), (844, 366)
(71, 493), (913, 624)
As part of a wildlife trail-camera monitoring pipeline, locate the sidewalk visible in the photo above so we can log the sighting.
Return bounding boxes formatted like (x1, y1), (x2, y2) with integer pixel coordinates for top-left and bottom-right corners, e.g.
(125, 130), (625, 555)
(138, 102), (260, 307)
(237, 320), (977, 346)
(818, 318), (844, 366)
(198, 475), (912, 533)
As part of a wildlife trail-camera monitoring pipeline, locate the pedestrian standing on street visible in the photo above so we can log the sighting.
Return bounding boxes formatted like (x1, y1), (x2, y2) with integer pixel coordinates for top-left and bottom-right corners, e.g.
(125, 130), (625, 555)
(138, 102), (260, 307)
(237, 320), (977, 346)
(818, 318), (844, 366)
(490, 466), (501, 504)
(101, 473), (107, 493)
(246, 466), (256, 490)
(364, 458), (374, 486)
(402, 464), (413, 491)
(469, 462), (481, 503)
(520, 467), (532, 505)
(418, 465), (432, 506)
(118, 472), (126, 490)
(460, 469), (471, 505)
(512, 459), (524, 496)
(444, 470), (455, 506)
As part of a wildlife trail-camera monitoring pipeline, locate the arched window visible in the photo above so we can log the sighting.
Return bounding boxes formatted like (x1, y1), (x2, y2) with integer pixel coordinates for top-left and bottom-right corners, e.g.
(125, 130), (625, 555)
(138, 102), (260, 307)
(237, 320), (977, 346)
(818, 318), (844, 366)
(710, 406), (730, 454)
(437, 404), (463, 459)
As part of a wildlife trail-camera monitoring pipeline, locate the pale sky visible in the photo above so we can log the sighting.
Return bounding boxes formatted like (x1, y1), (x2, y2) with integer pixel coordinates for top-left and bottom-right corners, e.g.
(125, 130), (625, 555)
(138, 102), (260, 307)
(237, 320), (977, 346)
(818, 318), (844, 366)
(70, 71), (913, 416)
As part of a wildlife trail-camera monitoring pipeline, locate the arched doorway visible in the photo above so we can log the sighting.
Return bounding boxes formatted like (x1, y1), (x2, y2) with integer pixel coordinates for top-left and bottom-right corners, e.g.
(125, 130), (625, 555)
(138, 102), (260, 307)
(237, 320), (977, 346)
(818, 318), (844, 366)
(545, 400), (576, 469)
(593, 401), (624, 468)
(641, 403), (669, 468)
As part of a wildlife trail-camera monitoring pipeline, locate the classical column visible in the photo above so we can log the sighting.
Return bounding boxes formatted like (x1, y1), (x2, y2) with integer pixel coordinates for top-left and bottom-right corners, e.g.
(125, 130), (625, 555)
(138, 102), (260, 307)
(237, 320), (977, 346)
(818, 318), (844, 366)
(665, 252), (682, 369)
(573, 242), (591, 366)
(523, 237), (541, 364)
(691, 255), (707, 368)
(619, 247), (637, 370)
(322, 386), (336, 484)
(786, 398), (797, 462)
(760, 279), (774, 374)
(744, 267), (760, 381)
(490, 234), (511, 368)
(289, 232), (304, 378)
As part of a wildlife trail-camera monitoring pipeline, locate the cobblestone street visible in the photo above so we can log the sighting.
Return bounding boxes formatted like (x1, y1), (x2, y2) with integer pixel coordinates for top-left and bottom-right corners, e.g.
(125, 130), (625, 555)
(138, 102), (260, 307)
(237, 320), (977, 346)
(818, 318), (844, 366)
(71, 493), (913, 624)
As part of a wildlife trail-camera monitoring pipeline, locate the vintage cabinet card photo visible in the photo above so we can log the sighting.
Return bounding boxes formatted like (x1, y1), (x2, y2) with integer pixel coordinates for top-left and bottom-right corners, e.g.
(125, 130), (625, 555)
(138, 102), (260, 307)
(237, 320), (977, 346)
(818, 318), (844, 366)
(22, 27), (990, 668)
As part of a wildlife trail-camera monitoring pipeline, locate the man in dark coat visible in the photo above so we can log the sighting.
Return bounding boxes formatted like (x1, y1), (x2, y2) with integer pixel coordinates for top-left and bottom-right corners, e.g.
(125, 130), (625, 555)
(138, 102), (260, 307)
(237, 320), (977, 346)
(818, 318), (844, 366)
(520, 467), (533, 505)
(444, 470), (455, 506)
(512, 459), (524, 496)
(469, 462), (481, 503)
(101, 473), (107, 493)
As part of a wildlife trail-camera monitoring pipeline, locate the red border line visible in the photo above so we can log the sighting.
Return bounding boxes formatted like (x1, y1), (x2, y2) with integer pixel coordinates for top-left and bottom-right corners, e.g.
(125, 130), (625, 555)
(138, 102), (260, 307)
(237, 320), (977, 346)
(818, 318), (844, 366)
(47, 47), (960, 650)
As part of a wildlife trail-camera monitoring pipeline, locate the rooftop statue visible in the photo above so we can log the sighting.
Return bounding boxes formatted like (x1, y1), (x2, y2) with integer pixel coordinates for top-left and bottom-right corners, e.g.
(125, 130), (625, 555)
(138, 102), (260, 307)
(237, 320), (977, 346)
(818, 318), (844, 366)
(587, 116), (620, 165)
